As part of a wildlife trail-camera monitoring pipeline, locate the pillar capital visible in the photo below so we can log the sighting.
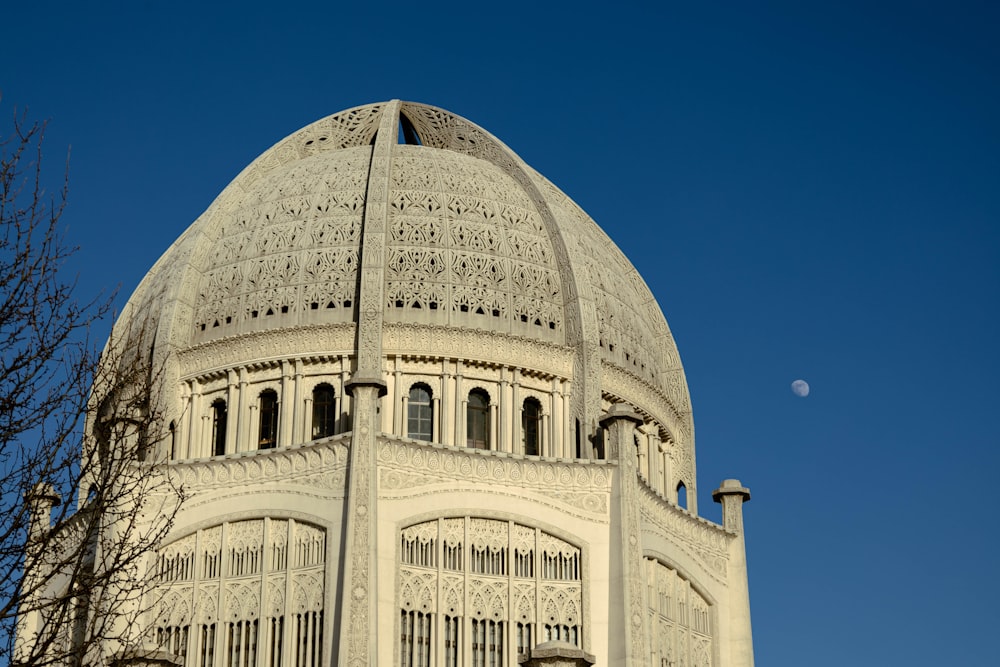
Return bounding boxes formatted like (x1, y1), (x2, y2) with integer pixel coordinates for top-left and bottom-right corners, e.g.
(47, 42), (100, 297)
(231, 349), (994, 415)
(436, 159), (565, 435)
(345, 375), (388, 397)
(518, 640), (596, 667)
(599, 403), (643, 428)
(713, 478), (751, 533)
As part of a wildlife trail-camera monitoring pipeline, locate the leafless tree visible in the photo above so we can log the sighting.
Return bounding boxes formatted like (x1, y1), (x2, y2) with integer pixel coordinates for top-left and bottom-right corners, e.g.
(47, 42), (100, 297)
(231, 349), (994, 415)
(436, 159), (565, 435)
(1, 106), (184, 667)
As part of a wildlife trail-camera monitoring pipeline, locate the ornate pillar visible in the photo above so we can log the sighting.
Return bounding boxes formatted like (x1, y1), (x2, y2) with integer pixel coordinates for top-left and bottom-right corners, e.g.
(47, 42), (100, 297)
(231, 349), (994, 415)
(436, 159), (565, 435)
(292, 359), (304, 444)
(280, 360), (294, 448)
(14, 484), (61, 664)
(187, 379), (201, 458)
(511, 370), (522, 453)
(600, 404), (647, 666)
(393, 365), (404, 436)
(432, 395), (441, 443)
(225, 369), (238, 455)
(237, 367), (249, 453)
(440, 366), (453, 446)
(339, 381), (383, 667)
(713, 479), (754, 667)
(336, 99), (397, 667)
(499, 369), (511, 452)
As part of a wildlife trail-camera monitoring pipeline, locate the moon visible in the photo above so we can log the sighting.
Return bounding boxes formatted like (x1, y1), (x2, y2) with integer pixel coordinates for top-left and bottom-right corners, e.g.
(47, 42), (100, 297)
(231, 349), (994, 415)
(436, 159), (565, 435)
(791, 379), (810, 397)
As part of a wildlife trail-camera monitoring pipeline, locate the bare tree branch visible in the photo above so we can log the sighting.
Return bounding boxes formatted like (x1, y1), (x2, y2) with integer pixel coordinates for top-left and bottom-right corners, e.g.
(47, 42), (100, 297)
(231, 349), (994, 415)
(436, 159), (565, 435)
(0, 104), (184, 667)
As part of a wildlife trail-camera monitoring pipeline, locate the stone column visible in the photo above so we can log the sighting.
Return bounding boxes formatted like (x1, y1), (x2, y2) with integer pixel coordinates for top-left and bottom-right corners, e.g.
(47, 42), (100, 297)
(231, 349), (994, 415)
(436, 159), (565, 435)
(337, 380), (385, 667)
(713, 479), (754, 667)
(393, 366), (403, 436)
(499, 370), (511, 452)
(600, 404), (647, 666)
(280, 360), (294, 448)
(292, 359), (304, 444)
(440, 367), (453, 446)
(237, 367), (249, 453)
(225, 369), (238, 454)
(432, 396), (441, 443)
(14, 484), (61, 664)
(187, 379), (201, 459)
(400, 394), (409, 439)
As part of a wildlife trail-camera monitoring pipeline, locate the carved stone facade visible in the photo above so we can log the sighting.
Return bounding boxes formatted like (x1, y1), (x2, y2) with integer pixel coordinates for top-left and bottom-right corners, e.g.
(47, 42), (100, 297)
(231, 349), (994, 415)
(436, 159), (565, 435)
(18, 102), (753, 666)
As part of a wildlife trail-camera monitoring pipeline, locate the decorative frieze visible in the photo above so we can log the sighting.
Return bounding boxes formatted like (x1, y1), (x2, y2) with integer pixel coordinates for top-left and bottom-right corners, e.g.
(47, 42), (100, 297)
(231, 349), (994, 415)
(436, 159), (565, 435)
(164, 438), (349, 492)
(377, 438), (611, 519)
(638, 485), (733, 583)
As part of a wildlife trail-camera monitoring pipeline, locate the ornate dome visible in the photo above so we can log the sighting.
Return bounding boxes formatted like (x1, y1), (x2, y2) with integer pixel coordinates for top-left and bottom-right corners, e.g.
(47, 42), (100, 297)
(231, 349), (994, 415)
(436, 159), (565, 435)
(117, 100), (693, 458)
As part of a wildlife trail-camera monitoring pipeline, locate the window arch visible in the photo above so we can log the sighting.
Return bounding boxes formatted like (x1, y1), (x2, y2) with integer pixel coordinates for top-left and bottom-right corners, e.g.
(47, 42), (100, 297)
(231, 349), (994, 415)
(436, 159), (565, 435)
(152, 518), (326, 667)
(677, 481), (687, 510)
(645, 557), (713, 666)
(399, 517), (583, 665)
(258, 390), (278, 449)
(466, 389), (490, 450)
(407, 384), (433, 442)
(211, 399), (227, 456)
(311, 383), (336, 439)
(522, 398), (542, 456)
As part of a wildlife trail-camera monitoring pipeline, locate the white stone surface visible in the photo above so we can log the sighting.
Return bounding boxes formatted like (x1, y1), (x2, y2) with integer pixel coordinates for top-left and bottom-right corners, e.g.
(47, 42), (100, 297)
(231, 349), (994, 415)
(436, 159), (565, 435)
(19, 101), (754, 667)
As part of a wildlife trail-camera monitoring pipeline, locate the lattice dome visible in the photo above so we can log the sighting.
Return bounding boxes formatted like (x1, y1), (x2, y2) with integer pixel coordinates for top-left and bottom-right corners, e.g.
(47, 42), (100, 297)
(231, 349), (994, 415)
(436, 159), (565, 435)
(115, 100), (693, 448)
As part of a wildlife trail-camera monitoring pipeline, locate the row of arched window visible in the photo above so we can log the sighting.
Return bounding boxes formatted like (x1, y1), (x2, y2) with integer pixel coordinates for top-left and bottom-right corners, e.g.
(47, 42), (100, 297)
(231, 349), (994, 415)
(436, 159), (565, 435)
(203, 383), (544, 457)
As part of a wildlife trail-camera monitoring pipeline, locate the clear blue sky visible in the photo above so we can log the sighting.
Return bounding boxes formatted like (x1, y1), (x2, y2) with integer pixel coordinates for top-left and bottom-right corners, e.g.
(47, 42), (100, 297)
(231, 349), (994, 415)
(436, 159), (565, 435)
(4, 1), (998, 664)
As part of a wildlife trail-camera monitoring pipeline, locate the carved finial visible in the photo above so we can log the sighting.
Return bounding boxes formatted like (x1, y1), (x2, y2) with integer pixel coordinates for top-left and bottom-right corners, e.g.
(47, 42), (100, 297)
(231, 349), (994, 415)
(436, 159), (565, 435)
(712, 478), (751, 532)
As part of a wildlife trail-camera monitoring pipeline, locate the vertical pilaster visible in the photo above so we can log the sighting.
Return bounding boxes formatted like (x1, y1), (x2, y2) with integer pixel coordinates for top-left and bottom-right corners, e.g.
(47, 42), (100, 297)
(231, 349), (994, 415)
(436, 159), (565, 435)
(292, 359), (304, 444)
(187, 379), (201, 458)
(713, 480), (754, 667)
(280, 360), (294, 448)
(237, 367), (249, 453)
(338, 383), (383, 667)
(337, 99), (397, 667)
(600, 404), (647, 667)
(499, 369), (511, 452)
(225, 370), (238, 455)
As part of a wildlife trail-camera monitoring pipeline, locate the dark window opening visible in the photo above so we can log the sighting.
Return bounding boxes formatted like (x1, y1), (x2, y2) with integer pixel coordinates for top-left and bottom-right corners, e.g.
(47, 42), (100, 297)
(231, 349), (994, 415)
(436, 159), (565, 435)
(312, 384), (336, 439)
(522, 398), (542, 456)
(408, 384), (433, 442)
(258, 390), (279, 449)
(398, 113), (422, 145)
(467, 390), (490, 450)
(211, 400), (227, 456)
(677, 481), (687, 510)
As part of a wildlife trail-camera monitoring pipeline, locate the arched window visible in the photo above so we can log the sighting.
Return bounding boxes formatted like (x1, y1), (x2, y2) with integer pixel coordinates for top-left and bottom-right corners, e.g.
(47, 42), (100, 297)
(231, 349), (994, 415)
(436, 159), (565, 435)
(152, 519), (326, 667)
(677, 481), (687, 510)
(407, 384), (433, 442)
(258, 390), (278, 449)
(312, 384), (336, 439)
(466, 389), (490, 450)
(522, 398), (542, 456)
(399, 517), (583, 665)
(211, 399), (227, 456)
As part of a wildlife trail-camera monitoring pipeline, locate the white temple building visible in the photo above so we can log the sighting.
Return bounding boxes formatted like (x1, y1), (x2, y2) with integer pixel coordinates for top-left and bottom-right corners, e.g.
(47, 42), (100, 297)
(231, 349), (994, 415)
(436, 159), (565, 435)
(18, 101), (753, 667)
